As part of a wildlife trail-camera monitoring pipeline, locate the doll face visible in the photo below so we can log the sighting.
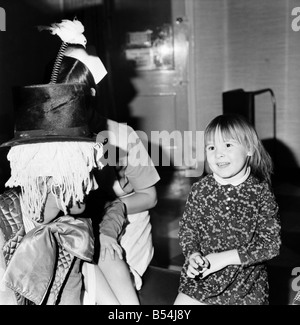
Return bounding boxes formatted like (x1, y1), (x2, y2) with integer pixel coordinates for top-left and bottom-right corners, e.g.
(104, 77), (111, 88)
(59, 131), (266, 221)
(33, 177), (87, 225)
(39, 177), (86, 221)
(7, 141), (98, 223)
(206, 130), (250, 182)
(48, 190), (86, 215)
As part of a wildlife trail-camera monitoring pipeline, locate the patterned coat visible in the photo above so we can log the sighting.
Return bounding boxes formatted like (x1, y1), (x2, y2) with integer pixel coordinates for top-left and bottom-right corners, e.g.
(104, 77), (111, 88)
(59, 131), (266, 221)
(178, 174), (281, 305)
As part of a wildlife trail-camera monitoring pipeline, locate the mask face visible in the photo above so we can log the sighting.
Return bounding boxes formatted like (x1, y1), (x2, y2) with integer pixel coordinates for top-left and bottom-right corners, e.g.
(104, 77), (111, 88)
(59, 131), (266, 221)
(6, 142), (100, 222)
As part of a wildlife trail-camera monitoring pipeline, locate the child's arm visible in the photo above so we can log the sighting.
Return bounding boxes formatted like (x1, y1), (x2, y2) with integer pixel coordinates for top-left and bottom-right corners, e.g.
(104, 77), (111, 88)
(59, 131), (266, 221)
(99, 198), (127, 261)
(178, 183), (203, 258)
(201, 249), (241, 278)
(237, 184), (281, 267)
(120, 185), (157, 215)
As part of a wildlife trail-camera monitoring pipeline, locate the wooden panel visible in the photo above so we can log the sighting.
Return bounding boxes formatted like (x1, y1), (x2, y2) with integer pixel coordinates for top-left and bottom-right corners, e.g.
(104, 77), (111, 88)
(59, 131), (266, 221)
(130, 94), (181, 167)
(130, 94), (176, 135)
(192, 0), (226, 130)
(224, 0), (299, 167)
(190, 0), (300, 167)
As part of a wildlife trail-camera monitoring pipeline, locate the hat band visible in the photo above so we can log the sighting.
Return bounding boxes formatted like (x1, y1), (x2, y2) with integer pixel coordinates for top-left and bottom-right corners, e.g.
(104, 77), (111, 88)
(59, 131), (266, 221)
(14, 126), (92, 139)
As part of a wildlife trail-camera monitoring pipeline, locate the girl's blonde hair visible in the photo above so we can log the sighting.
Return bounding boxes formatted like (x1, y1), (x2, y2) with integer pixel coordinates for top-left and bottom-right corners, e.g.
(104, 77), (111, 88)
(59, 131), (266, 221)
(204, 114), (273, 184)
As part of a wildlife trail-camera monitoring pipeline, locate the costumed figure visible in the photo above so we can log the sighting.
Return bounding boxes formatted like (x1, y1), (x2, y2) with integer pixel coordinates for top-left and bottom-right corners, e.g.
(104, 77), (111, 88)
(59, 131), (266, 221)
(0, 82), (107, 305)
(0, 19), (129, 304)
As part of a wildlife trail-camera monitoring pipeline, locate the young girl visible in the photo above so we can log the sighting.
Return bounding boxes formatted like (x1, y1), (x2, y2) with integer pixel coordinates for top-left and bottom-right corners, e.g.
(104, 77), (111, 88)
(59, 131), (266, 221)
(174, 114), (281, 305)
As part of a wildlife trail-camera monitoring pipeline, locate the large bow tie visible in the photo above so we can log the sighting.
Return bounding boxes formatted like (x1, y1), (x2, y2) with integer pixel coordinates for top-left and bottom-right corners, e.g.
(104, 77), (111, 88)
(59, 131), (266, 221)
(2, 216), (94, 305)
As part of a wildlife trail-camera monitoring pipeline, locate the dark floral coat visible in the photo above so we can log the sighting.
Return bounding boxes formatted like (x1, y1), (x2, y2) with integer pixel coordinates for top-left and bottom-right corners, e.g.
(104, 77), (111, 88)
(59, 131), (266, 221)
(178, 174), (281, 305)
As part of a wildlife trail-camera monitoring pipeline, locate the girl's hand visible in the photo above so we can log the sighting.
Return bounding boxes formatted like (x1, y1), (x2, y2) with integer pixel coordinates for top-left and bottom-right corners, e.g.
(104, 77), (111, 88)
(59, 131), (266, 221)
(186, 252), (210, 279)
(99, 233), (123, 261)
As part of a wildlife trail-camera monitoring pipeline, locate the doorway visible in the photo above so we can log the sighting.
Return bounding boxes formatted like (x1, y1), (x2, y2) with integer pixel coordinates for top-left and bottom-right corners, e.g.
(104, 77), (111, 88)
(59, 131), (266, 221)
(101, 0), (197, 171)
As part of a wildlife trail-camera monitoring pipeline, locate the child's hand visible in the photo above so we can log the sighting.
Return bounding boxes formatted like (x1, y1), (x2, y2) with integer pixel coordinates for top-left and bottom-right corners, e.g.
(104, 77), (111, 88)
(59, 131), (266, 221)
(186, 252), (210, 279)
(99, 233), (123, 261)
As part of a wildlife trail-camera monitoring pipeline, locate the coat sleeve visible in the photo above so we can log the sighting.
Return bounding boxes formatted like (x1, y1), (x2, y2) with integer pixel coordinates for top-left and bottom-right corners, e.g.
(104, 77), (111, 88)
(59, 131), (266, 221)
(237, 183), (281, 267)
(99, 198), (127, 239)
(0, 229), (18, 305)
(178, 183), (202, 258)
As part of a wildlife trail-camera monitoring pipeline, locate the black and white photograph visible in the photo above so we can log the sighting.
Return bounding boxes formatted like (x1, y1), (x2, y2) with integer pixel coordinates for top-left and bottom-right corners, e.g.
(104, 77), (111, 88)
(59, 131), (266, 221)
(0, 0), (300, 310)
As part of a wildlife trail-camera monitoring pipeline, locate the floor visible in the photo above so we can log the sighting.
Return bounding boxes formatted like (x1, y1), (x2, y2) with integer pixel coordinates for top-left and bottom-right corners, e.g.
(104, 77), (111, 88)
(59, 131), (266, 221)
(149, 166), (300, 305)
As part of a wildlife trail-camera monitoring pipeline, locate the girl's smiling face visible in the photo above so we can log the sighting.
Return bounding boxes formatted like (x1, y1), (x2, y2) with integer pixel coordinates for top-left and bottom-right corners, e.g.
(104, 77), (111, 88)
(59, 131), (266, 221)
(206, 129), (250, 182)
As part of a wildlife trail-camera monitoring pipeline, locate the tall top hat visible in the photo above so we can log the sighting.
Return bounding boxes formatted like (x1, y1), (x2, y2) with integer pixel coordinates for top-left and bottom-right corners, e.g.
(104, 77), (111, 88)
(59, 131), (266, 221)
(0, 83), (94, 147)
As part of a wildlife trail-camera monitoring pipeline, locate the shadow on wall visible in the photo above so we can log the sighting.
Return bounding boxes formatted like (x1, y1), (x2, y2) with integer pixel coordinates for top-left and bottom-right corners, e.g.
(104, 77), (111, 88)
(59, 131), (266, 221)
(264, 137), (300, 305)
(0, 113), (12, 193)
(262, 138), (300, 184)
(0, 112), (14, 143)
(267, 206), (300, 305)
(0, 0), (63, 154)
(0, 147), (10, 194)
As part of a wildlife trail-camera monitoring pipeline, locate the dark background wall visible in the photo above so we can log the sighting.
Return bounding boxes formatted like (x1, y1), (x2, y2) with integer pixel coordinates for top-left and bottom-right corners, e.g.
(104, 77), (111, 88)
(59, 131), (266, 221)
(0, 0), (63, 143)
(0, 0), (64, 190)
